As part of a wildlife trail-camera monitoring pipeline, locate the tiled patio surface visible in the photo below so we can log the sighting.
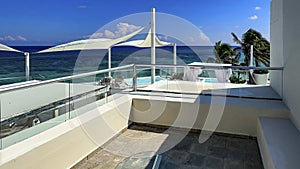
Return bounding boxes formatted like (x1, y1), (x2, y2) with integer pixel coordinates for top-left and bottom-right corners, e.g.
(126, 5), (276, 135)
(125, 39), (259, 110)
(73, 124), (263, 169)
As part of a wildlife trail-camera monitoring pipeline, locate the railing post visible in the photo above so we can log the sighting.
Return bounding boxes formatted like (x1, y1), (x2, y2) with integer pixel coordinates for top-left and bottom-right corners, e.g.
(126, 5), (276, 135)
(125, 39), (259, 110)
(24, 52), (30, 81)
(133, 65), (137, 91)
(281, 69), (284, 97)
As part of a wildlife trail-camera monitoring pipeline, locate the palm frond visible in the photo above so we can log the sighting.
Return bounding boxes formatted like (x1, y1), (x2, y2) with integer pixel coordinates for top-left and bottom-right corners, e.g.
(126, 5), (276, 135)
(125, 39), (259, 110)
(231, 32), (243, 45)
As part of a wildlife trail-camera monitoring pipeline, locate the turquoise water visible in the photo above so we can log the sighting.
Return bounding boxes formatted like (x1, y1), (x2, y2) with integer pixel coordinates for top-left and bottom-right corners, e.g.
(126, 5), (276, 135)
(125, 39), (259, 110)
(126, 76), (164, 85)
(204, 79), (219, 83)
(0, 46), (213, 85)
(126, 76), (219, 85)
(0, 46), (243, 85)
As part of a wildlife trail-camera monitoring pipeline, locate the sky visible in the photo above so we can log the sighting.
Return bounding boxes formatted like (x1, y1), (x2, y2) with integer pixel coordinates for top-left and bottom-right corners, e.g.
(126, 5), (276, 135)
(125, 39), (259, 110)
(0, 0), (271, 46)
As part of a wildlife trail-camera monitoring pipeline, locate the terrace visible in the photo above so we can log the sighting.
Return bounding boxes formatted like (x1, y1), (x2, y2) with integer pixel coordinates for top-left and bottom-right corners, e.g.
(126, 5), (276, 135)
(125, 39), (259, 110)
(0, 63), (288, 169)
(73, 124), (263, 169)
(1, 0), (300, 168)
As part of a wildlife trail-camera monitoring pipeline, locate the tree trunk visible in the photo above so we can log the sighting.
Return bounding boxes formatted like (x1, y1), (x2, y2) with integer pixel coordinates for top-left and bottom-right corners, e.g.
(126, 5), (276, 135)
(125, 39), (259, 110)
(248, 72), (257, 84)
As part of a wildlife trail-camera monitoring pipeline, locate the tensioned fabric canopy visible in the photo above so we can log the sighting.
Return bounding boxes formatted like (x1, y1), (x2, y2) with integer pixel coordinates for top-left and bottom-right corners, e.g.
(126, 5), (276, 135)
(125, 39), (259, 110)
(37, 27), (145, 53)
(0, 43), (22, 53)
(116, 28), (171, 48)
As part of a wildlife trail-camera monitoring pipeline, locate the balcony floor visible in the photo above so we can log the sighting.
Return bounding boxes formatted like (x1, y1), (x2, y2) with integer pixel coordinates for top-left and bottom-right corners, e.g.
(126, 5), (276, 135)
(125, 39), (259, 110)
(73, 124), (263, 169)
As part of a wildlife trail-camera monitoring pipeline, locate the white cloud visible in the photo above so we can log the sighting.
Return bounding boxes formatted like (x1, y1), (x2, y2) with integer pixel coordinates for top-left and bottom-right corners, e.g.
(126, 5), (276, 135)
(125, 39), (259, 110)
(78, 5), (87, 9)
(188, 37), (195, 43)
(114, 23), (141, 37)
(255, 6), (262, 10)
(249, 15), (258, 20)
(158, 35), (168, 41)
(103, 30), (115, 39)
(0, 36), (16, 41)
(89, 32), (103, 39)
(17, 35), (27, 41)
(199, 32), (211, 42)
(89, 22), (141, 39)
(5, 36), (16, 41)
(0, 35), (27, 41)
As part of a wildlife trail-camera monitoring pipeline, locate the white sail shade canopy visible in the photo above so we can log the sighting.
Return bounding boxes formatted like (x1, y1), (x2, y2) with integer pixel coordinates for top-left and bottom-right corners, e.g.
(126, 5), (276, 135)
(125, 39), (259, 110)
(0, 43), (22, 53)
(37, 27), (145, 53)
(116, 29), (171, 48)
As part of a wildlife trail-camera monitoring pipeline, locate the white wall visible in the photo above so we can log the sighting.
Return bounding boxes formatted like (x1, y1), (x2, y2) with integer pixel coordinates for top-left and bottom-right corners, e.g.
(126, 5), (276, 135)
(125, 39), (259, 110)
(0, 94), (132, 169)
(270, 0), (283, 97)
(271, 0), (300, 131)
(131, 97), (289, 136)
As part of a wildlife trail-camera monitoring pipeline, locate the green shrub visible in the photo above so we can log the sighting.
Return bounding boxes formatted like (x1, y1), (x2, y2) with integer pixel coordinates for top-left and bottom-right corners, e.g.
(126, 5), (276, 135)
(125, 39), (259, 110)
(229, 76), (246, 84)
(253, 69), (269, 74)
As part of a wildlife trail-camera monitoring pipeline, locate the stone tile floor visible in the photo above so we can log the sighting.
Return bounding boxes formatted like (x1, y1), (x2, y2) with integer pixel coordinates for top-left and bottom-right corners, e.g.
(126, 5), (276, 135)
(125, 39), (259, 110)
(73, 124), (263, 169)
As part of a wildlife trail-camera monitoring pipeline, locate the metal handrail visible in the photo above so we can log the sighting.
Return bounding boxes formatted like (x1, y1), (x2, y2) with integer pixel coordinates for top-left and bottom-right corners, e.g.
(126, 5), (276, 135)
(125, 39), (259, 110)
(0, 64), (134, 94)
(0, 63), (283, 94)
(135, 64), (284, 70)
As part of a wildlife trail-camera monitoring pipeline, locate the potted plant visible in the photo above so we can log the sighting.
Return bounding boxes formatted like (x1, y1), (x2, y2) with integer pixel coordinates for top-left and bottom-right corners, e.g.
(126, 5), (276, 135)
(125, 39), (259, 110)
(229, 76), (246, 84)
(253, 69), (269, 85)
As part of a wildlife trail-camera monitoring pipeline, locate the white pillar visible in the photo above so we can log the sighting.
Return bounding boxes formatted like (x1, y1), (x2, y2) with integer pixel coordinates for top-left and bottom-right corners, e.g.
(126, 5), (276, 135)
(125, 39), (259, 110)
(151, 8), (156, 84)
(173, 43), (177, 73)
(250, 45), (254, 67)
(24, 52), (30, 81)
(108, 47), (111, 77)
(250, 45), (254, 77)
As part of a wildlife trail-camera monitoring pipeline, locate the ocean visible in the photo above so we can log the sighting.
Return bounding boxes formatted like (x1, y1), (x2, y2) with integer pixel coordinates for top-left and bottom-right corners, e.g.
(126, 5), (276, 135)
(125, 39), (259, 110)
(0, 46), (217, 85)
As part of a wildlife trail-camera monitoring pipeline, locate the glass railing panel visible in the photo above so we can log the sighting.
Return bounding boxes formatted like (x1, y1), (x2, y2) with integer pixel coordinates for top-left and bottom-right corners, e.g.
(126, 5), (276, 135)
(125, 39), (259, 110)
(133, 67), (152, 89)
(0, 80), (70, 149)
(111, 67), (133, 90)
(68, 67), (134, 119)
(0, 64), (283, 150)
(132, 65), (283, 99)
(68, 73), (109, 119)
(0, 76), (27, 86)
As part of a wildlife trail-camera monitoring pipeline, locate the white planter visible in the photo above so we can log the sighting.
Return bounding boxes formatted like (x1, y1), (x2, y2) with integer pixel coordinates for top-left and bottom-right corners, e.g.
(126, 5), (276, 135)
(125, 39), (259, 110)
(253, 73), (269, 85)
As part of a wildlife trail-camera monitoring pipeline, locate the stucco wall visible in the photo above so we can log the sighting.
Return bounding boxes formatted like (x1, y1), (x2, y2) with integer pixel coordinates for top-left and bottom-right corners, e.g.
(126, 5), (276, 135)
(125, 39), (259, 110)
(270, 0), (283, 97)
(271, 0), (300, 131)
(131, 98), (289, 136)
(0, 94), (132, 169)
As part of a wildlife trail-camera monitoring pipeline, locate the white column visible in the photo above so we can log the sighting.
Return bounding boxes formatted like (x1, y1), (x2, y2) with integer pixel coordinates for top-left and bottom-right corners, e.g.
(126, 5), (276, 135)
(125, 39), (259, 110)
(250, 45), (254, 67)
(24, 52), (30, 81)
(173, 43), (177, 73)
(108, 47), (111, 77)
(151, 8), (156, 84)
(249, 44), (254, 81)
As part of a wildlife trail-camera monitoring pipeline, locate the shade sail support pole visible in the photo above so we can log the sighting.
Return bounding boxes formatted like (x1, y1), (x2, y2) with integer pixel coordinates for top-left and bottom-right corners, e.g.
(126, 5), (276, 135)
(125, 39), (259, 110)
(249, 45), (254, 84)
(108, 47), (112, 77)
(25, 52), (30, 81)
(151, 8), (156, 84)
(250, 45), (254, 67)
(173, 43), (177, 73)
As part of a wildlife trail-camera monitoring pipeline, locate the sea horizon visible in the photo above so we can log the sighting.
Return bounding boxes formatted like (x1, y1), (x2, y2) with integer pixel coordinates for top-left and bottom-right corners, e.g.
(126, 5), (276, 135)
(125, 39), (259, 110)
(1, 46), (240, 85)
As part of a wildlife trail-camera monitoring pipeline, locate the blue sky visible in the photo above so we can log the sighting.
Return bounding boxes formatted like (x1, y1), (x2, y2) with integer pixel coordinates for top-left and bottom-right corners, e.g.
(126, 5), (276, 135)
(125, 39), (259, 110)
(0, 0), (271, 46)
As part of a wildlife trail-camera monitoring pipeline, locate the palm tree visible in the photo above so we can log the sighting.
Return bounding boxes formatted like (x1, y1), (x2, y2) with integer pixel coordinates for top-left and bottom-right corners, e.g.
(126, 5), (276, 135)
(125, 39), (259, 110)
(214, 41), (246, 83)
(214, 41), (238, 64)
(231, 29), (270, 67)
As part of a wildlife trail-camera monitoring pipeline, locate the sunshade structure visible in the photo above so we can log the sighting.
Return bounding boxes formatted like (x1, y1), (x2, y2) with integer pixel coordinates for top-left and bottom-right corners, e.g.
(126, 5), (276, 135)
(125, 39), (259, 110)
(115, 28), (177, 80)
(37, 8), (176, 81)
(0, 43), (22, 53)
(116, 8), (177, 82)
(37, 27), (144, 53)
(37, 27), (144, 77)
(115, 31), (171, 47)
(0, 43), (30, 81)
